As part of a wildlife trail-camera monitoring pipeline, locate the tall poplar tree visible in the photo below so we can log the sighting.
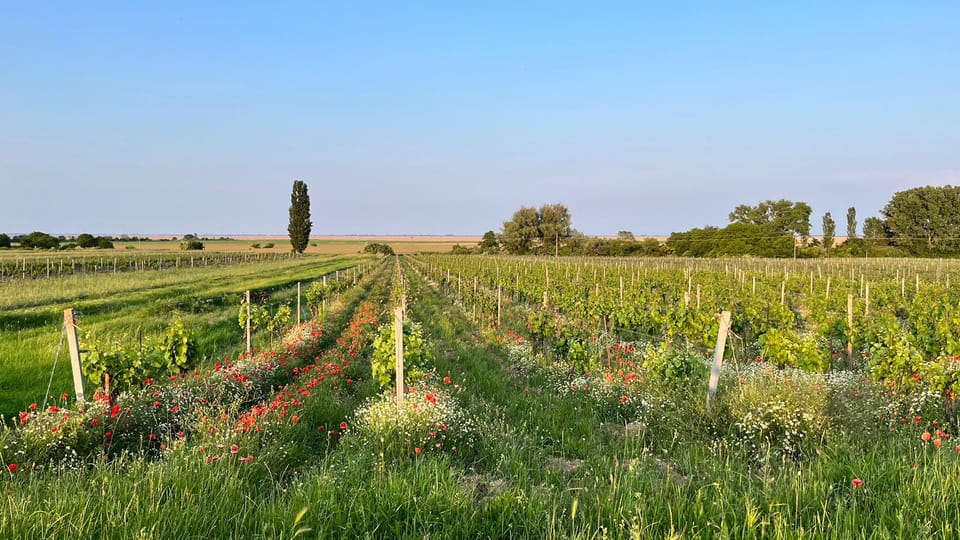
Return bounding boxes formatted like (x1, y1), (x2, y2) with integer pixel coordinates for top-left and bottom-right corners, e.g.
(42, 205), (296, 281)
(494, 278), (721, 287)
(288, 180), (312, 254)
(822, 212), (836, 254)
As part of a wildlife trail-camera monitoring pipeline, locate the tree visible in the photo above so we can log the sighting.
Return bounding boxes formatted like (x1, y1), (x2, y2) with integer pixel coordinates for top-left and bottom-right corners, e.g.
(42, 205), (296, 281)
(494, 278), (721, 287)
(288, 180), (312, 254)
(96, 236), (114, 249)
(822, 212), (836, 254)
(728, 199), (812, 241)
(0, 233), (10, 248)
(76, 233), (96, 248)
(846, 207), (857, 239)
(500, 206), (540, 254)
(863, 217), (892, 246)
(882, 185), (960, 255)
(478, 230), (499, 253)
(538, 203), (572, 256)
(19, 231), (59, 249)
(617, 230), (635, 241)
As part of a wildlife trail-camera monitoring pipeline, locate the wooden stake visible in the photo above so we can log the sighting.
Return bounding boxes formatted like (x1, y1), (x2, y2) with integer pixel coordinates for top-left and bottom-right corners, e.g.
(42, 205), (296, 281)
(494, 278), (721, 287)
(707, 311), (732, 408)
(497, 284), (502, 327)
(846, 294), (854, 361)
(297, 282), (302, 326)
(63, 309), (85, 403)
(245, 290), (252, 355)
(865, 282), (871, 318)
(395, 306), (404, 406)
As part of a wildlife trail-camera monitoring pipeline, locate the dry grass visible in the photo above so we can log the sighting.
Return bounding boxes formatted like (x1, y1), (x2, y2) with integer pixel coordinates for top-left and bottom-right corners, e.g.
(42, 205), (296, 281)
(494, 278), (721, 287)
(2, 236), (480, 257)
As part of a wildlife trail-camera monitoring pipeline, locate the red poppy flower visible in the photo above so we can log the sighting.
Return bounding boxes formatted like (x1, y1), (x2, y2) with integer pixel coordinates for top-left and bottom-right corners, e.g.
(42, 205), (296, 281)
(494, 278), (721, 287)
(230, 444), (239, 454)
(340, 421), (348, 430)
(443, 376), (451, 384)
(110, 405), (121, 418)
(104, 431), (113, 438)
(48, 406), (59, 413)
(425, 393), (437, 404)
(922, 432), (932, 442)
(414, 447), (422, 454)
(7, 464), (18, 472)
(851, 478), (863, 487)
(149, 433), (157, 441)
(28, 403), (37, 411)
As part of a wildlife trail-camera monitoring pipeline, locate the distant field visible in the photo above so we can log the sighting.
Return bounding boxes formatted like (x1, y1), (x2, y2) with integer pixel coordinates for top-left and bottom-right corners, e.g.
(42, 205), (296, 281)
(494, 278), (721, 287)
(110, 236), (480, 254)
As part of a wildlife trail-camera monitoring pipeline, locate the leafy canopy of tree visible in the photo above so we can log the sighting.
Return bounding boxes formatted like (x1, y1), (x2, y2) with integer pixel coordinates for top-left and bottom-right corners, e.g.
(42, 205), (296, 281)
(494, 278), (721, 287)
(499, 204), (572, 255)
(846, 207), (857, 239)
(728, 199), (812, 240)
(288, 180), (312, 254)
(18, 231), (60, 249)
(479, 231), (499, 253)
(0, 233), (10, 248)
(667, 223), (794, 258)
(881, 185), (960, 256)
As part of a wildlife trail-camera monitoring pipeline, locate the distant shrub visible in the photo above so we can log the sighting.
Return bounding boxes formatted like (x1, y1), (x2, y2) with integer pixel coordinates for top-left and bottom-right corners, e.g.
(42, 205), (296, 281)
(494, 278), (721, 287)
(0, 233), (9, 248)
(180, 240), (204, 250)
(263, 243), (274, 248)
(251, 243), (261, 249)
(96, 237), (114, 249)
(364, 243), (395, 256)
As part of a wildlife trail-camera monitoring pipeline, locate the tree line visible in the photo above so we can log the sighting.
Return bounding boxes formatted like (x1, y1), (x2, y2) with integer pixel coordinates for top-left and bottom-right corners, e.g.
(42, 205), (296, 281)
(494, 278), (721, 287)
(466, 185), (960, 258)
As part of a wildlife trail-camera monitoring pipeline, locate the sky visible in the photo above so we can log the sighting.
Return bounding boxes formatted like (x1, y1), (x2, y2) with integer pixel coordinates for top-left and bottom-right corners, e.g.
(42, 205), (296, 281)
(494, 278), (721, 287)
(1, 1), (958, 237)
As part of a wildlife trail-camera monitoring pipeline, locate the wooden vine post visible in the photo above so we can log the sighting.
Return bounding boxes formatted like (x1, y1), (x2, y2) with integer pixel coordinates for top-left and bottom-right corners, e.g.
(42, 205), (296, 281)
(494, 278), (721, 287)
(297, 282), (302, 326)
(706, 311), (732, 409)
(395, 306), (405, 406)
(63, 308), (86, 403)
(846, 294), (854, 362)
(245, 290), (252, 354)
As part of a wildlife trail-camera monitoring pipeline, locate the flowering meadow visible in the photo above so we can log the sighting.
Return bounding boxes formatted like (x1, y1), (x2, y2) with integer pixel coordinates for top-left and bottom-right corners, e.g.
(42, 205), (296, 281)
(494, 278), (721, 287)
(5, 256), (960, 537)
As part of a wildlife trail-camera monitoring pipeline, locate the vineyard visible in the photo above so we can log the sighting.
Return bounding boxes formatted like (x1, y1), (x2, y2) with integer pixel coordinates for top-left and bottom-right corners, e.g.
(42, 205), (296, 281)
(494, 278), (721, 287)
(3, 255), (960, 537)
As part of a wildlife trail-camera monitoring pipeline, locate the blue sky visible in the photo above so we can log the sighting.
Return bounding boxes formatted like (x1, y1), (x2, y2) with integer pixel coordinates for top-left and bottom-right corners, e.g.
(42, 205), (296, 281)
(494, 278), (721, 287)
(1, 1), (958, 236)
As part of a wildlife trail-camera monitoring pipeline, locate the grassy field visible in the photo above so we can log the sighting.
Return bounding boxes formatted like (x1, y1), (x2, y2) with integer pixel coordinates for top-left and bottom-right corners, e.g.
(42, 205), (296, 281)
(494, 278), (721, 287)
(0, 255), (365, 417)
(4, 256), (960, 537)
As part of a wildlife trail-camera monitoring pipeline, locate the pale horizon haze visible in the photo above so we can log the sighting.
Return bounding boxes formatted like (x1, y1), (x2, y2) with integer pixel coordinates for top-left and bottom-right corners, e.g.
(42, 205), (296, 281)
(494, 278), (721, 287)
(2, 2), (958, 237)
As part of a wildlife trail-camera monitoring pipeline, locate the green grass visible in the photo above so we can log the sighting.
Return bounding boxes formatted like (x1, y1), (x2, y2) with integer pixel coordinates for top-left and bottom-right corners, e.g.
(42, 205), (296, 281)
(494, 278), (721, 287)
(5, 257), (960, 537)
(0, 255), (365, 417)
